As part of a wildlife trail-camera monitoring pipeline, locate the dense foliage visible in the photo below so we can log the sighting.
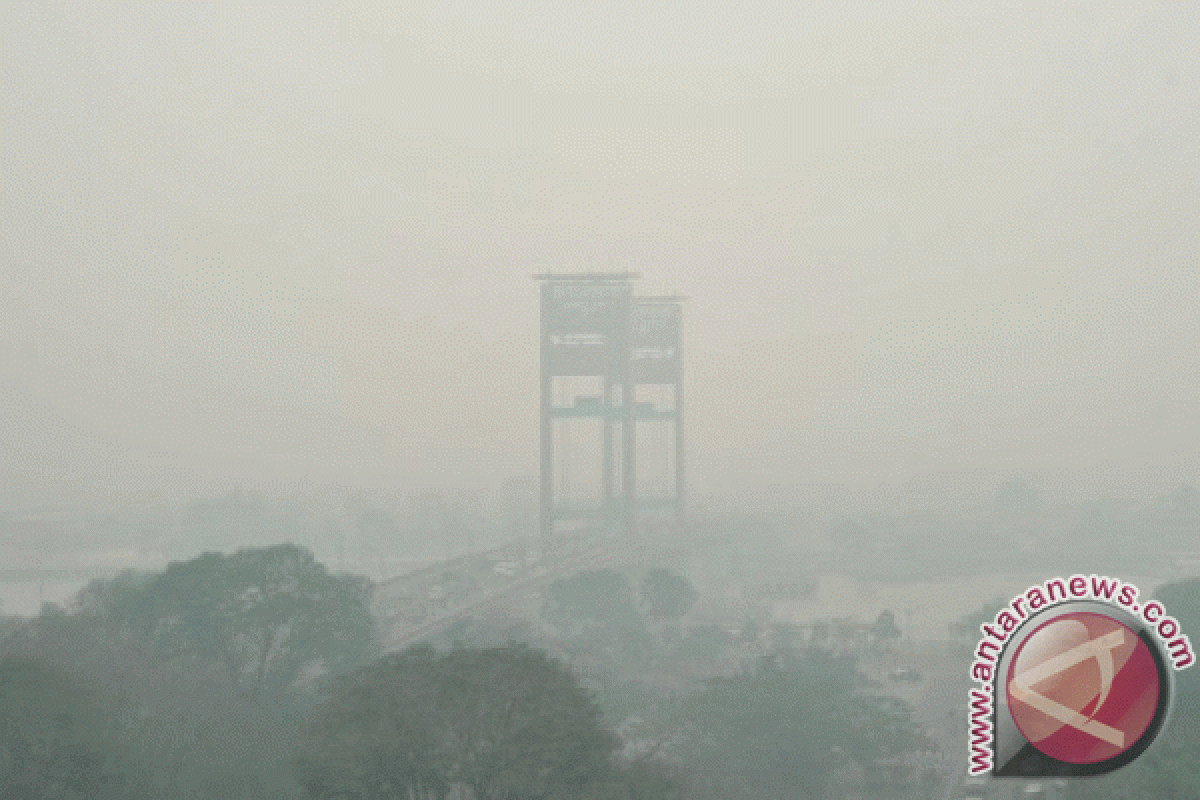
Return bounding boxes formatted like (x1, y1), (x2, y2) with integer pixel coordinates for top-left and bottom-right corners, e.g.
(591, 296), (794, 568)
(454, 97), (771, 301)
(297, 643), (623, 799)
(0, 543), (942, 799)
(0, 656), (138, 798)
(638, 649), (929, 800)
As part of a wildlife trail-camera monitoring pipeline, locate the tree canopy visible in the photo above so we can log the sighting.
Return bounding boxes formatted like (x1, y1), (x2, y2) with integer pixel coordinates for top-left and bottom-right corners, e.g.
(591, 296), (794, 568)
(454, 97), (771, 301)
(542, 570), (642, 636)
(871, 610), (902, 644)
(8, 545), (379, 797)
(541, 569), (656, 672)
(649, 649), (927, 800)
(296, 643), (622, 799)
(0, 655), (134, 798)
(638, 569), (697, 621)
(72, 543), (379, 697)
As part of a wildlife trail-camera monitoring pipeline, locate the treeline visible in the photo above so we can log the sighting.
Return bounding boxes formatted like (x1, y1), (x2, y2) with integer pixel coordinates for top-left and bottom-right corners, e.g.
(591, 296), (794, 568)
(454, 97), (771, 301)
(0, 546), (934, 799)
(1, 544), (376, 797)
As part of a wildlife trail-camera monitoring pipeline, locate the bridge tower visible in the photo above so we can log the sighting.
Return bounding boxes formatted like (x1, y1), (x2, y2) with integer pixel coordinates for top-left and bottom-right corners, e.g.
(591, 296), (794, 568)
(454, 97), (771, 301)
(630, 296), (685, 526)
(535, 274), (685, 542)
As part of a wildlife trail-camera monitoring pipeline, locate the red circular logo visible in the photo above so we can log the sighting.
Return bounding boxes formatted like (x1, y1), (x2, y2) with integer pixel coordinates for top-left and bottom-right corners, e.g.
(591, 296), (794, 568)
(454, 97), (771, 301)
(1006, 611), (1161, 765)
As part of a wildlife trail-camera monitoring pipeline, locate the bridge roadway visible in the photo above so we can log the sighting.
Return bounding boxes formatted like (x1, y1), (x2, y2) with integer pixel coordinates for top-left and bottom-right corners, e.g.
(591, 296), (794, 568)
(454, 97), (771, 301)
(377, 524), (737, 651)
(374, 523), (1187, 652)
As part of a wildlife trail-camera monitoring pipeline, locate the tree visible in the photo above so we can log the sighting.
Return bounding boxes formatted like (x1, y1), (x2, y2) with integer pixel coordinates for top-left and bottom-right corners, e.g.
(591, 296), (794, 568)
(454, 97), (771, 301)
(611, 757), (687, 800)
(542, 570), (655, 672)
(297, 643), (622, 799)
(295, 645), (449, 799)
(0, 656), (135, 798)
(638, 569), (697, 654)
(543, 570), (641, 636)
(78, 543), (379, 698)
(9, 574), (160, 714)
(650, 649), (927, 800)
(638, 569), (697, 622)
(440, 644), (620, 798)
(16, 546), (377, 798)
(871, 610), (902, 648)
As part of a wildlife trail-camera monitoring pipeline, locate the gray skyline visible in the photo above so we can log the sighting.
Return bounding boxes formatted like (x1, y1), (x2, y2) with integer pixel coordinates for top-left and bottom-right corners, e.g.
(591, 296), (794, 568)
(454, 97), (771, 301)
(3, 2), (1199, 505)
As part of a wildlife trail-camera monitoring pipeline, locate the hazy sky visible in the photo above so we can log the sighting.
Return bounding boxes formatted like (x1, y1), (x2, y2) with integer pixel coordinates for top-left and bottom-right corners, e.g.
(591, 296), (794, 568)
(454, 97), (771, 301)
(3, 1), (1199, 504)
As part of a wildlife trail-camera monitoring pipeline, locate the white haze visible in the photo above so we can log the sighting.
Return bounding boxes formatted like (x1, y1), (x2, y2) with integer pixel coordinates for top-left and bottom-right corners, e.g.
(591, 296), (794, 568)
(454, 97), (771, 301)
(2, 1), (1199, 509)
